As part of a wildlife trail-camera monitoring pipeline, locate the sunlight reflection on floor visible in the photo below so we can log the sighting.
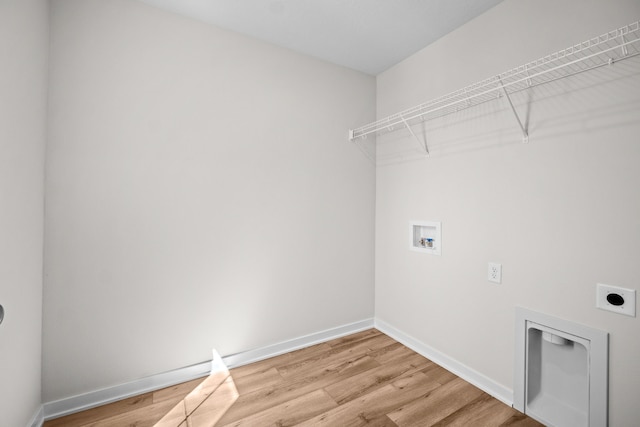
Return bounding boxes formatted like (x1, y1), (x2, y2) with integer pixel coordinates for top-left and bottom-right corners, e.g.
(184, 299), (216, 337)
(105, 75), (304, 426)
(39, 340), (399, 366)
(155, 350), (239, 427)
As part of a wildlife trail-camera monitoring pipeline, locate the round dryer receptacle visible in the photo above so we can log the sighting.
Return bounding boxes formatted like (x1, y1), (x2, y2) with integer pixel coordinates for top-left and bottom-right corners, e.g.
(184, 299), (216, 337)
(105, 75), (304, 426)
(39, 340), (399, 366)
(0, 304), (4, 325)
(606, 293), (625, 306)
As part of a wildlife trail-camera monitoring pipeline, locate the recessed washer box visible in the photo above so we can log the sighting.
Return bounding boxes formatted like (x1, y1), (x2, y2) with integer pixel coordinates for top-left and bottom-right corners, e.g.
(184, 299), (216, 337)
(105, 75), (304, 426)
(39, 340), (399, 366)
(409, 221), (441, 255)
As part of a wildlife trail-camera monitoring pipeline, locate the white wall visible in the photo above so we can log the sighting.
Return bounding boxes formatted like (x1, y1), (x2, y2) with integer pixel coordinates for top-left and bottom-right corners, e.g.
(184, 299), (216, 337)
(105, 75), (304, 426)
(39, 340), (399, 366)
(43, 0), (375, 402)
(375, 0), (640, 425)
(0, 0), (48, 425)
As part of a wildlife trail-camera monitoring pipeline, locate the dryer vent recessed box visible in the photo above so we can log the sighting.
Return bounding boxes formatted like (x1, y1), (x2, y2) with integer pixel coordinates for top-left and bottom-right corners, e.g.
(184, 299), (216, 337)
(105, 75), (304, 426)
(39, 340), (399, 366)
(410, 221), (441, 255)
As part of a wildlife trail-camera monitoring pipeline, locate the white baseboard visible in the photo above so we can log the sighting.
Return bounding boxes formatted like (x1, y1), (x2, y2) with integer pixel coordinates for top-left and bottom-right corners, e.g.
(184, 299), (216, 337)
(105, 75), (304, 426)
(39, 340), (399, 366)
(222, 318), (375, 369)
(374, 318), (514, 406)
(27, 405), (44, 427)
(43, 318), (375, 422)
(43, 359), (212, 421)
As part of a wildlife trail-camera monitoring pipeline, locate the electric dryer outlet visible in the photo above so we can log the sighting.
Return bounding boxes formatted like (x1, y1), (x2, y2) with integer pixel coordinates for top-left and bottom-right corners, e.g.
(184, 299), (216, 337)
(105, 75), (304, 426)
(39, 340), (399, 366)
(596, 283), (636, 317)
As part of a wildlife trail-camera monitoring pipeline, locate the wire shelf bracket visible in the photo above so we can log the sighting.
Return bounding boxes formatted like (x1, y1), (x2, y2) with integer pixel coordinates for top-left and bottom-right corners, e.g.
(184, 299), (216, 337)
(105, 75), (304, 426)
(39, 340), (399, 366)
(400, 116), (429, 156)
(348, 20), (640, 152)
(498, 77), (529, 143)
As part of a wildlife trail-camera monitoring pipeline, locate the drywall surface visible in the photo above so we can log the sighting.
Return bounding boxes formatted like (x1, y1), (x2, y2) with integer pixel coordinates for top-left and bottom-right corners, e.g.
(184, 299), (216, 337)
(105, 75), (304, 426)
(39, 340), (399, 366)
(0, 0), (48, 424)
(375, 0), (640, 425)
(44, 0), (375, 401)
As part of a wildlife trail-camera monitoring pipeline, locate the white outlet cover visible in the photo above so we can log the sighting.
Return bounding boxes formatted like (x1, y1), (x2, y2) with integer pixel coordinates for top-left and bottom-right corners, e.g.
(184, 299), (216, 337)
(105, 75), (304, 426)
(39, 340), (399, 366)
(596, 283), (636, 317)
(488, 262), (502, 284)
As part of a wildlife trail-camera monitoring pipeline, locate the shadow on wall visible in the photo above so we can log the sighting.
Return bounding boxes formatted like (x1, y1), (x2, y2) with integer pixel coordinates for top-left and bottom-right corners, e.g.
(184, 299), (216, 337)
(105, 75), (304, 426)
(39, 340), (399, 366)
(373, 56), (640, 166)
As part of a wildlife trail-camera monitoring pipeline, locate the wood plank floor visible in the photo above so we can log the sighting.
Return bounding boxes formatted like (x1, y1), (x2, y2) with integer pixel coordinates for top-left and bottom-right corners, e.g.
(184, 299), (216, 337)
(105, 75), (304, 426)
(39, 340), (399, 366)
(44, 329), (543, 427)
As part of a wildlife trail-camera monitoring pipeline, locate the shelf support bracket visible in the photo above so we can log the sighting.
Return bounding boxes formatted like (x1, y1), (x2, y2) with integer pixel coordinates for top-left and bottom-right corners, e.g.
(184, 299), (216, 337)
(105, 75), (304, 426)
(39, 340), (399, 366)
(401, 116), (429, 157)
(498, 78), (529, 143)
(621, 34), (629, 57)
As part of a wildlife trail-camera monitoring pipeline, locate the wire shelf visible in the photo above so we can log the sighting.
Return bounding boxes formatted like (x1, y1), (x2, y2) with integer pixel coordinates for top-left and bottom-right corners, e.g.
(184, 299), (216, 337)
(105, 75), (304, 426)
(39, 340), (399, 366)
(349, 20), (640, 144)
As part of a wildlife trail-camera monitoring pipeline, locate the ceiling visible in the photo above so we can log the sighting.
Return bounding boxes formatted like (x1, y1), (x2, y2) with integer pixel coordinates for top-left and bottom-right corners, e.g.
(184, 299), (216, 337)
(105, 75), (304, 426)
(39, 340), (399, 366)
(137, 0), (504, 75)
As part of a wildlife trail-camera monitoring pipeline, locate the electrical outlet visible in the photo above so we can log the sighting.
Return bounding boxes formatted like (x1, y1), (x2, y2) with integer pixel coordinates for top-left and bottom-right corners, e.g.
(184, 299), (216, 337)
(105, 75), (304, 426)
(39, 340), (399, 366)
(596, 283), (636, 317)
(488, 263), (502, 284)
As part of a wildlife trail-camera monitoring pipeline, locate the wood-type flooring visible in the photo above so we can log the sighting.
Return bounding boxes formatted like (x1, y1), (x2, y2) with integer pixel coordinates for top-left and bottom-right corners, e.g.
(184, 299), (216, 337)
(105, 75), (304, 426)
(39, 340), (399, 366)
(44, 329), (543, 427)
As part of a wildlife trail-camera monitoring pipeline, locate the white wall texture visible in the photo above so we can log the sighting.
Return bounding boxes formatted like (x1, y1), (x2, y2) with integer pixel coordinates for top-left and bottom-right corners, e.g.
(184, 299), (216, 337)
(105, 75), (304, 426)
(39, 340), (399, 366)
(43, 0), (375, 402)
(0, 0), (48, 425)
(375, 0), (640, 426)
